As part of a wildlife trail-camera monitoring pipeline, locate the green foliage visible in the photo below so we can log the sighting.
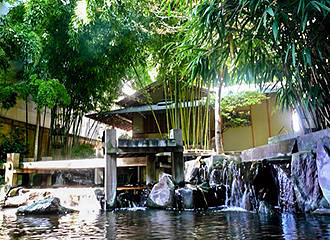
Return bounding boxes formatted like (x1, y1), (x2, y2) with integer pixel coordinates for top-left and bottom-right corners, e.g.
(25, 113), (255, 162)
(0, 125), (26, 163)
(0, 85), (17, 109)
(71, 143), (95, 159)
(0, 0), (162, 155)
(220, 91), (268, 132)
(28, 75), (70, 109)
(165, 0), (330, 130)
(0, 175), (3, 185)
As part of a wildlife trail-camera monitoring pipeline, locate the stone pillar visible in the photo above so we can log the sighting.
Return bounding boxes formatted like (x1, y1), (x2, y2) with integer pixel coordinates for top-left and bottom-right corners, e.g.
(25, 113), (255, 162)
(170, 129), (184, 184)
(146, 154), (156, 185)
(104, 129), (117, 209)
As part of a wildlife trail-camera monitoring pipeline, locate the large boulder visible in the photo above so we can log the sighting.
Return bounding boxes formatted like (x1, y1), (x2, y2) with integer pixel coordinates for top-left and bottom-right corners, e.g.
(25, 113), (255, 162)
(16, 196), (76, 215)
(316, 136), (330, 205)
(291, 151), (323, 212)
(184, 158), (201, 182)
(209, 169), (222, 188)
(147, 173), (175, 209)
(175, 185), (194, 209)
(274, 165), (296, 212)
(3, 188), (52, 208)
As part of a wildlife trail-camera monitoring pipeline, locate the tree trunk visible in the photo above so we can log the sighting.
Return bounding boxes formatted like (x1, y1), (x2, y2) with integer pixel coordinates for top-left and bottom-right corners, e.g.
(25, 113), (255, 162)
(25, 98), (29, 154)
(34, 109), (41, 161)
(47, 108), (55, 156)
(215, 78), (224, 154)
(38, 106), (47, 160)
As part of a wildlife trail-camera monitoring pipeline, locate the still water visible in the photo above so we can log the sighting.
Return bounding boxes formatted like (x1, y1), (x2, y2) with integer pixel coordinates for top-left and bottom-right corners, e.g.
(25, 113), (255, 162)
(1, 208), (330, 239)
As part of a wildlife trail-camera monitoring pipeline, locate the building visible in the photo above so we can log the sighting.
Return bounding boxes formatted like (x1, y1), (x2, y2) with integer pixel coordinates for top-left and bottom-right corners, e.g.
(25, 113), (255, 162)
(87, 81), (295, 152)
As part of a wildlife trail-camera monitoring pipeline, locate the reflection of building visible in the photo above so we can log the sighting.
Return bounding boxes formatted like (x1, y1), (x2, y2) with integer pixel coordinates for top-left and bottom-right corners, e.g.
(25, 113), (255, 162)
(88, 82), (294, 152)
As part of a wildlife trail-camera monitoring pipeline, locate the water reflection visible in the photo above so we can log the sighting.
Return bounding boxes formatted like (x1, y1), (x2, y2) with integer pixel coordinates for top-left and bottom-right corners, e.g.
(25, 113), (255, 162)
(0, 209), (330, 239)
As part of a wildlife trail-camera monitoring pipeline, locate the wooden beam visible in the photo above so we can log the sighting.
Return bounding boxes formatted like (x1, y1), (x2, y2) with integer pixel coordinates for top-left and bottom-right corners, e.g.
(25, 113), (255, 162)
(20, 157), (147, 170)
(114, 146), (183, 155)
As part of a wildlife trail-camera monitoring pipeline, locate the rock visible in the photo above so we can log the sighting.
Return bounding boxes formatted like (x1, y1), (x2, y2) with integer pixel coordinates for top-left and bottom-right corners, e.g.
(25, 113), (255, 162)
(316, 136), (330, 205)
(4, 194), (30, 208)
(319, 197), (330, 209)
(312, 208), (330, 215)
(16, 197), (76, 215)
(209, 169), (222, 188)
(297, 128), (330, 152)
(147, 173), (175, 209)
(175, 185), (194, 209)
(203, 155), (225, 172)
(274, 165), (297, 212)
(3, 189), (52, 208)
(291, 151), (323, 212)
(193, 186), (208, 210)
(184, 159), (201, 182)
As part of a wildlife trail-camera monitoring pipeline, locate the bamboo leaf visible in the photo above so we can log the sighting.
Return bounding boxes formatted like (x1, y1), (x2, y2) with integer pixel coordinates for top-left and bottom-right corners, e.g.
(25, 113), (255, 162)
(285, 44), (291, 63)
(292, 43), (296, 67)
(297, 0), (303, 14)
(311, 1), (321, 12)
(263, 12), (267, 28)
(302, 12), (308, 32)
(315, 1), (330, 12)
(304, 48), (312, 65)
(265, 7), (275, 17)
(272, 19), (278, 42)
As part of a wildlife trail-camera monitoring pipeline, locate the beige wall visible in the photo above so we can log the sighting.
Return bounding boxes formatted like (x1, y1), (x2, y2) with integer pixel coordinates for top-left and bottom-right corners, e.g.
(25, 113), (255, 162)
(223, 94), (293, 151)
(0, 98), (51, 128)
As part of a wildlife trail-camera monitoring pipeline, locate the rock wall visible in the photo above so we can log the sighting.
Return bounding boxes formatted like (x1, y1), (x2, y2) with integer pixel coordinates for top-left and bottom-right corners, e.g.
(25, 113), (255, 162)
(146, 148), (330, 213)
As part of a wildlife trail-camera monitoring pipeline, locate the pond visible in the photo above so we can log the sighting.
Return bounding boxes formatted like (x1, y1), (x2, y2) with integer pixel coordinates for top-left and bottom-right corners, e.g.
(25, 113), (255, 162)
(1, 208), (330, 239)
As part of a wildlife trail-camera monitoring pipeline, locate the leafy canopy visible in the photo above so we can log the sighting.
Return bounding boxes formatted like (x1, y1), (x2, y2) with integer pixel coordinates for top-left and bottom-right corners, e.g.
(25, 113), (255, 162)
(164, 0), (330, 130)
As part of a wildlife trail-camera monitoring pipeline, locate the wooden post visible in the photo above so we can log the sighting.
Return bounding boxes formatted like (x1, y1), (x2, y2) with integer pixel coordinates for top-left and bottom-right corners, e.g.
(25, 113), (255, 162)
(104, 128), (117, 210)
(137, 166), (141, 185)
(250, 105), (256, 147)
(46, 175), (52, 186)
(170, 129), (184, 184)
(4, 153), (20, 186)
(146, 154), (155, 185)
(94, 168), (103, 185)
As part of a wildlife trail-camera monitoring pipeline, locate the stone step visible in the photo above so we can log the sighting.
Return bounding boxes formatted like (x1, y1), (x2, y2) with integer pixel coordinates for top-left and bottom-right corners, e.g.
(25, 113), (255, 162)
(241, 139), (297, 162)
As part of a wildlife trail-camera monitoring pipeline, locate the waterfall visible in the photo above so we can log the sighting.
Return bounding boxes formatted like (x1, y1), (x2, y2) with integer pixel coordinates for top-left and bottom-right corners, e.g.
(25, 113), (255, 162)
(55, 173), (65, 186)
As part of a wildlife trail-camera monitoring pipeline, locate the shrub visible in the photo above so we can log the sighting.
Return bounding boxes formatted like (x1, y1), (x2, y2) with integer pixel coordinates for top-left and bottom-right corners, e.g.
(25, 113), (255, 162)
(71, 143), (95, 159)
(0, 125), (26, 163)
